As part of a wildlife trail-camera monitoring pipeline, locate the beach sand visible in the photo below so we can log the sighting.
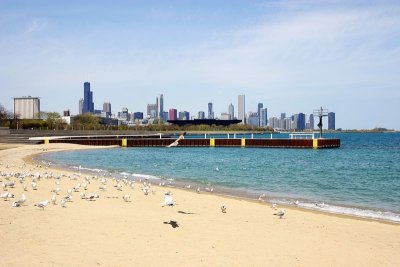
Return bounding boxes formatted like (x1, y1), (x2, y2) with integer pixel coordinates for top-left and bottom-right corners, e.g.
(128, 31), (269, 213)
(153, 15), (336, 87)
(0, 143), (399, 266)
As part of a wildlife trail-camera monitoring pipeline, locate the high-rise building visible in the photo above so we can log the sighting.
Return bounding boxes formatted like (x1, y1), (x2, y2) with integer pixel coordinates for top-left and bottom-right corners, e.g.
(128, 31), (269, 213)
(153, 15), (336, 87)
(147, 103), (158, 118)
(157, 94), (164, 119)
(309, 114), (314, 130)
(257, 103), (263, 126)
(228, 103), (234, 120)
(178, 111), (190, 120)
(63, 110), (70, 116)
(198, 111), (205, 119)
(208, 102), (214, 119)
(118, 107), (130, 121)
(248, 112), (259, 127)
(82, 82), (94, 113)
(238, 94), (245, 124)
(13, 96), (40, 119)
(79, 98), (83, 115)
(297, 113), (306, 130)
(260, 108), (268, 127)
(169, 109), (177, 120)
(133, 112), (143, 121)
(103, 102), (112, 118)
(281, 113), (286, 120)
(328, 112), (335, 130)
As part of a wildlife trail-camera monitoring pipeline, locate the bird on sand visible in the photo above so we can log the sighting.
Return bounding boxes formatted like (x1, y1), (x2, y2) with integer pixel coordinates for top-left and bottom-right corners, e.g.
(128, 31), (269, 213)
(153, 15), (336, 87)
(34, 200), (49, 210)
(60, 198), (66, 208)
(274, 209), (286, 219)
(271, 203), (277, 210)
(122, 194), (131, 202)
(51, 194), (57, 205)
(221, 205), (227, 213)
(161, 192), (175, 207)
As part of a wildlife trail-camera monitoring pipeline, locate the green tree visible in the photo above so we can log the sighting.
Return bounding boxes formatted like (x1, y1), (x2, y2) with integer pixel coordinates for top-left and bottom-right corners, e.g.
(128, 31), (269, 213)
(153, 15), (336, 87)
(46, 112), (64, 129)
(72, 113), (101, 129)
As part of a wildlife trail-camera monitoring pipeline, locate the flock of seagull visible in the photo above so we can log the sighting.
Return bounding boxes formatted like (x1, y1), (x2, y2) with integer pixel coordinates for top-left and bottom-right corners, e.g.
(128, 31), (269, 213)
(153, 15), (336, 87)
(0, 161), (329, 220)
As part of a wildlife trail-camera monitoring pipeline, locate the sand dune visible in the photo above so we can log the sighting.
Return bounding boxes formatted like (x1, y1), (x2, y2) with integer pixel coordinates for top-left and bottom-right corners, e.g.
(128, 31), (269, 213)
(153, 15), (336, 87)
(0, 143), (399, 266)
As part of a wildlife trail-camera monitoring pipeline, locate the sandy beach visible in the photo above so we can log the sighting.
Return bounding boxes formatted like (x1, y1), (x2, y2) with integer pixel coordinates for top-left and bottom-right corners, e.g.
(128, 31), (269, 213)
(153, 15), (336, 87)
(0, 143), (399, 267)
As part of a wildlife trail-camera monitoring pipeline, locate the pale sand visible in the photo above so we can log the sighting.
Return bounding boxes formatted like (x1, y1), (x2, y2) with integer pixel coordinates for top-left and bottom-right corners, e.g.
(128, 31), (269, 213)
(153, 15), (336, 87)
(0, 143), (399, 267)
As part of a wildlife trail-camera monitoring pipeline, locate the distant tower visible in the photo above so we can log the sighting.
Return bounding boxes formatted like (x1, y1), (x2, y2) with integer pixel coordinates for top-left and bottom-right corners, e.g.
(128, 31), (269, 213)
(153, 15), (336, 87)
(103, 102), (111, 117)
(198, 111), (205, 119)
(79, 98), (83, 115)
(260, 108), (268, 127)
(208, 102), (214, 119)
(297, 113), (306, 130)
(309, 114), (314, 130)
(157, 94), (164, 119)
(169, 109), (177, 120)
(82, 82), (94, 113)
(238, 95), (245, 124)
(328, 112), (335, 130)
(257, 103), (263, 126)
(228, 103), (234, 120)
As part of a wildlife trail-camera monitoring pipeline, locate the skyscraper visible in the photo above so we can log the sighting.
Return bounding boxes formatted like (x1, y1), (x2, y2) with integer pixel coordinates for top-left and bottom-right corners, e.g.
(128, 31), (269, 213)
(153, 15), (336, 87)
(82, 82), (94, 113)
(169, 109), (177, 120)
(309, 114), (314, 130)
(238, 95), (245, 124)
(103, 102), (111, 118)
(208, 102), (214, 119)
(228, 103), (234, 120)
(79, 98), (83, 115)
(157, 94), (164, 119)
(198, 111), (205, 119)
(257, 103), (263, 126)
(147, 103), (157, 118)
(297, 113), (306, 130)
(178, 111), (190, 120)
(328, 112), (335, 130)
(260, 108), (268, 127)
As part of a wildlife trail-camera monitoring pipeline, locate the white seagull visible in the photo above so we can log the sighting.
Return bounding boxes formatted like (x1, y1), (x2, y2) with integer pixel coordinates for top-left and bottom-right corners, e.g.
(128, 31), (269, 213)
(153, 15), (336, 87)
(34, 200), (49, 210)
(274, 209), (286, 219)
(122, 194), (131, 202)
(161, 192), (175, 207)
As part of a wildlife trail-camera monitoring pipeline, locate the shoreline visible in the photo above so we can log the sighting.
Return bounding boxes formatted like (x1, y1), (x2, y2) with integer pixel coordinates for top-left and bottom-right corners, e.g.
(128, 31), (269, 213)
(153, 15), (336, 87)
(35, 146), (400, 224)
(1, 143), (399, 266)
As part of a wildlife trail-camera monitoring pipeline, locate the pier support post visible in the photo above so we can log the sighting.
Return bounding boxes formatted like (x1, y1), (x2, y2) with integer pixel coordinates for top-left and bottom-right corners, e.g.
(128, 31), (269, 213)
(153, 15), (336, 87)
(241, 138), (246, 147)
(122, 138), (127, 147)
(313, 139), (318, 149)
(210, 138), (215, 147)
(44, 138), (49, 145)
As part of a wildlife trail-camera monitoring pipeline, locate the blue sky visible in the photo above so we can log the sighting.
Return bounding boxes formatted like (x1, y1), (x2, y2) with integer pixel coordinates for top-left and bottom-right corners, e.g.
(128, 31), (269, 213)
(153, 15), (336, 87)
(1, 0), (399, 129)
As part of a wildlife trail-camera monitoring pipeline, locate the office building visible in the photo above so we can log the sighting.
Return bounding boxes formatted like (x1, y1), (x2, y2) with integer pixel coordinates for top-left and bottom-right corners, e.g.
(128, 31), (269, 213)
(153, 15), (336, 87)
(328, 112), (335, 130)
(118, 108), (130, 121)
(198, 111), (205, 119)
(220, 113), (231, 120)
(157, 94), (164, 119)
(169, 109), (177, 121)
(103, 102), (112, 118)
(208, 102), (214, 119)
(228, 103), (234, 120)
(238, 94), (245, 124)
(79, 99), (83, 115)
(133, 112), (143, 121)
(82, 82), (94, 113)
(260, 108), (268, 127)
(248, 112), (259, 127)
(309, 114), (314, 130)
(257, 103), (263, 126)
(13, 96), (40, 119)
(147, 103), (157, 118)
(178, 111), (190, 120)
(297, 113), (306, 130)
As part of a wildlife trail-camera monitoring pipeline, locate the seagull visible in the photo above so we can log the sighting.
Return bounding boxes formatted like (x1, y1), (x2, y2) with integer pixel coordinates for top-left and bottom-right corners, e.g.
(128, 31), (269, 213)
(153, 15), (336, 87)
(23, 184), (28, 191)
(184, 185), (191, 189)
(51, 194), (57, 205)
(274, 209), (286, 219)
(294, 200), (299, 206)
(122, 194), (131, 202)
(271, 203), (277, 210)
(99, 185), (107, 191)
(197, 187), (201, 193)
(80, 192), (86, 199)
(34, 200), (49, 210)
(67, 189), (72, 195)
(11, 193), (26, 207)
(115, 183), (122, 191)
(51, 187), (61, 195)
(161, 192), (175, 207)
(316, 202), (325, 208)
(221, 205), (227, 213)
(60, 198), (66, 208)
(31, 182), (37, 190)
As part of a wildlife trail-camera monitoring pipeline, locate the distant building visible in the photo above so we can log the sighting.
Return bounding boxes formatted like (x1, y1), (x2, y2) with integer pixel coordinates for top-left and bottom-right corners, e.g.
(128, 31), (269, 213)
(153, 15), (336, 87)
(228, 103), (234, 120)
(281, 113), (286, 120)
(260, 108), (268, 127)
(118, 107), (130, 121)
(157, 94), (164, 119)
(162, 111), (168, 122)
(308, 114), (314, 130)
(328, 112), (335, 130)
(220, 113), (231, 120)
(169, 109), (177, 120)
(238, 95), (245, 124)
(63, 110), (70, 116)
(297, 113), (306, 130)
(147, 103), (158, 118)
(257, 103), (263, 126)
(248, 112), (259, 127)
(82, 82), (94, 113)
(79, 99), (83, 115)
(208, 102), (214, 119)
(103, 102), (112, 118)
(13, 96), (40, 119)
(178, 111), (190, 120)
(198, 111), (205, 119)
(133, 112), (143, 121)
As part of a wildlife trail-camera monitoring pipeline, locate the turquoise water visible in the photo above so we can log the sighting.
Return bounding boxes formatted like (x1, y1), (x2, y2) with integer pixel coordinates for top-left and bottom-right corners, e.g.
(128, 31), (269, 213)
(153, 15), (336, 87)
(39, 132), (400, 222)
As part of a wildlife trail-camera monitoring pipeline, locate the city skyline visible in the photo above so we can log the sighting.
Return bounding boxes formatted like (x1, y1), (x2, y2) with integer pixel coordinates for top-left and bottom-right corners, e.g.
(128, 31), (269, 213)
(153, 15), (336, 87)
(1, 1), (400, 129)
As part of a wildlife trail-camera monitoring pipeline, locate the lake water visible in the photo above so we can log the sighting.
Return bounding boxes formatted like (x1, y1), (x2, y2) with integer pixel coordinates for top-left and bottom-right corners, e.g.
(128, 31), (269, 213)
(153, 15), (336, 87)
(38, 132), (400, 222)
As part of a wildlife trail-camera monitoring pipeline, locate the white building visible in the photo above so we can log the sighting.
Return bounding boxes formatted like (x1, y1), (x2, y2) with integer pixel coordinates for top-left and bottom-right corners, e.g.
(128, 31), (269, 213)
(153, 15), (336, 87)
(13, 96), (40, 119)
(238, 94), (245, 124)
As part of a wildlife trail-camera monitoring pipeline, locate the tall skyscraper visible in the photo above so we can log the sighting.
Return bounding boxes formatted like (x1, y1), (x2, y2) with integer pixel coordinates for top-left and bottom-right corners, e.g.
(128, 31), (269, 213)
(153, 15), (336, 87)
(103, 102), (111, 117)
(157, 94), (164, 119)
(147, 103), (157, 118)
(198, 111), (205, 119)
(228, 103), (234, 120)
(281, 113), (286, 120)
(79, 98), (83, 115)
(260, 108), (268, 127)
(297, 113), (306, 130)
(257, 103), (263, 126)
(178, 111), (190, 120)
(238, 94), (245, 124)
(309, 114), (314, 130)
(208, 102), (214, 119)
(169, 109), (177, 120)
(328, 112), (335, 130)
(82, 82), (94, 113)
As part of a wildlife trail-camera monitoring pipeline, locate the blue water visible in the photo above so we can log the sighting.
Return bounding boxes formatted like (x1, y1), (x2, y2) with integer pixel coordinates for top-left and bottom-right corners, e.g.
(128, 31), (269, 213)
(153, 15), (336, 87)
(39, 133), (400, 222)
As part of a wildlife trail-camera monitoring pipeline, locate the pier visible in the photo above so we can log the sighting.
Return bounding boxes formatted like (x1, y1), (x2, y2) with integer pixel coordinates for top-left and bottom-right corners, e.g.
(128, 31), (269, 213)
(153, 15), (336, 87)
(30, 134), (340, 149)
